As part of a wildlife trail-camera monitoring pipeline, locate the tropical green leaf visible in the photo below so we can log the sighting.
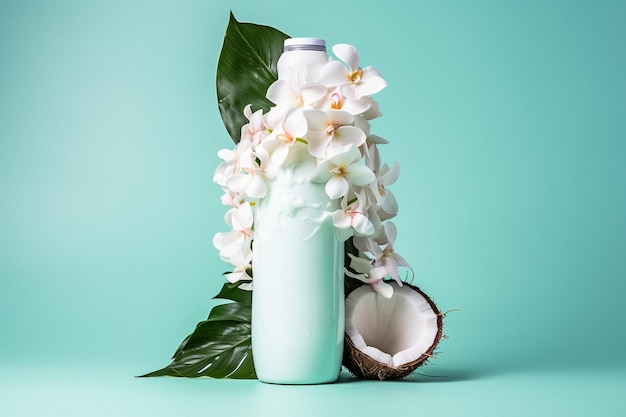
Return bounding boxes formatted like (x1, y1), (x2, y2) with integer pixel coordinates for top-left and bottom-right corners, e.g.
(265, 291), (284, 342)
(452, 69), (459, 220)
(208, 302), (252, 323)
(216, 12), (289, 143)
(213, 281), (252, 306)
(171, 333), (192, 360)
(139, 302), (256, 379)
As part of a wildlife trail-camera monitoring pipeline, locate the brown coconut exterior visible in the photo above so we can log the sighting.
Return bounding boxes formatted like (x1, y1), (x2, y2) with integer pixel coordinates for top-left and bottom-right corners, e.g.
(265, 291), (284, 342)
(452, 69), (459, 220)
(342, 283), (444, 380)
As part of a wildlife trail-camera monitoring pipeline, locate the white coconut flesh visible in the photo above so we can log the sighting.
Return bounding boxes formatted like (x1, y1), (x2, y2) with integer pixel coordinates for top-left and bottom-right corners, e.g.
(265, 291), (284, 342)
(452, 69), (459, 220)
(345, 283), (440, 368)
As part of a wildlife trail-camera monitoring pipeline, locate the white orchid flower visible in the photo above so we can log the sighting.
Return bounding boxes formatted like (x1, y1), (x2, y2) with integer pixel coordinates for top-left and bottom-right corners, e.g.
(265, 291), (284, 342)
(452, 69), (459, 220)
(240, 104), (267, 147)
(330, 191), (375, 237)
(368, 161), (400, 216)
(361, 134), (388, 171)
(363, 222), (411, 286)
(212, 202), (254, 263)
(353, 114), (371, 137)
(213, 148), (242, 187)
(310, 146), (375, 200)
(220, 189), (245, 208)
(225, 264), (252, 286)
(321, 87), (371, 115)
(361, 97), (382, 120)
(377, 190), (399, 221)
(319, 44), (387, 99)
(344, 253), (394, 299)
(265, 69), (328, 128)
(304, 110), (367, 160)
(225, 147), (272, 199)
(224, 245), (253, 286)
(262, 108), (308, 166)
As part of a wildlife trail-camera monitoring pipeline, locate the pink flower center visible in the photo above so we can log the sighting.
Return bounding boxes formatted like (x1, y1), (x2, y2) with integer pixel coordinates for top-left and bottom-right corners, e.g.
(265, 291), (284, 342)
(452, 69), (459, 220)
(330, 92), (342, 109)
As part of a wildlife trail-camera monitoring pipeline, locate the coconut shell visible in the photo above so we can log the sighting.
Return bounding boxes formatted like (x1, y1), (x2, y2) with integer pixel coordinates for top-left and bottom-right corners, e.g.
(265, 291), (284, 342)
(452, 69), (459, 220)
(342, 283), (444, 380)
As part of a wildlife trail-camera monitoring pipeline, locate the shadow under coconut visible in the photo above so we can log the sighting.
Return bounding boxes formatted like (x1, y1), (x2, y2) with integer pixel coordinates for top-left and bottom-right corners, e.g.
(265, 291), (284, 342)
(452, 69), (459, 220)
(336, 367), (490, 383)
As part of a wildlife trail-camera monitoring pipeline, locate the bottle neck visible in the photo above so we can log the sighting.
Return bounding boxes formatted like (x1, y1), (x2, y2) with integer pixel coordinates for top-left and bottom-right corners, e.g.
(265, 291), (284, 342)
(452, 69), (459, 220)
(283, 37), (326, 52)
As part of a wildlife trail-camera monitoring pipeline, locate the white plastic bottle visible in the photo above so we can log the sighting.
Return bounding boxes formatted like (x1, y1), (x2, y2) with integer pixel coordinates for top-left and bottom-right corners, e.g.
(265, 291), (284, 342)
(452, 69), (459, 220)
(251, 38), (345, 384)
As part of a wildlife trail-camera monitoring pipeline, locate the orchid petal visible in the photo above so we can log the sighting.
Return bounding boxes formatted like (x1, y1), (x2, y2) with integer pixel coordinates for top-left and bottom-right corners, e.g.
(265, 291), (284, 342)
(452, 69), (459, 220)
(362, 97), (383, 119)
(326, 110), (354, 126)
(325, 141), (354, 160)
(231, 203), (252, 230)
(384, 221), (398, 244)
(211, 231), (232, 251)
(270, 143), (289, 166)
(331, 210), (352, 229)
(378, 207), (397, 222)
(213, 231), (247, 261)
(352, 213), (375, 236)
(334, 125), (367, 149)
(329, 146), (361, 167)
(369, 265), (389, 281)
(307, 131), (332, 159)
(310, 160), (334, 183)
(394, 252), (411, 269)
(353, 115), (371, 136)
(332, 44), (360, 71)
(319, 61), (349, 87)
(381, 189), (398, 215)
(299, 83), (328, 107)
(352, 236), (371, 253)
(220, 192), (235, 207)
(326, 175), (349, 199)
(225, 270), (247, 284)
(238, 202), (253, 225)
(264, 105), (287, 130)
(283, 108), (308, 138)
(383, 256), (401, 283)
(341, 68), (387, 99)
(346, 164), (376, 186)
(266, 79), (295, 106)
(229, 246), (252, 268)
(380, 162), (400, 185)
(365, 237), (384, 258)
(226, 174), (251, 193)
(348, 253), (373, 274)
(245, 174), (267, 199)
(339, 96), (371, 115)
(217, 148), (236, 162)
(303, 109), (327, 128)
(243, 104), (253, 119)
(358, 66), (387, 95)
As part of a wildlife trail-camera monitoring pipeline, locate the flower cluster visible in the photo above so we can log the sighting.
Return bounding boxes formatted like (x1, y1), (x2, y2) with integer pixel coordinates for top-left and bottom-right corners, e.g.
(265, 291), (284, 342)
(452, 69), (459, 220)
(212, 43), (410, 298)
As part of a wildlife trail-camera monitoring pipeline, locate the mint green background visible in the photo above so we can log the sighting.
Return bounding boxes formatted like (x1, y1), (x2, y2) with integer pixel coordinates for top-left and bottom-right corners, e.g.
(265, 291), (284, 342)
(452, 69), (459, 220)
(1, 0), (624, 415)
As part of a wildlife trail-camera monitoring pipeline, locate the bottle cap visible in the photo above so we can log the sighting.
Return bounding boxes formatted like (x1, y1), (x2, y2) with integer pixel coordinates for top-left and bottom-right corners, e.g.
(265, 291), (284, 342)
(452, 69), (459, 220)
(284, 38), (326, 52)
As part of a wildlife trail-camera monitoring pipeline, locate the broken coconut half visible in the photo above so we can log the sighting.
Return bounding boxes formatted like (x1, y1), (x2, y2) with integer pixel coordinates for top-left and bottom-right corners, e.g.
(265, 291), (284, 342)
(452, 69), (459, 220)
(343, 281), (443, 380)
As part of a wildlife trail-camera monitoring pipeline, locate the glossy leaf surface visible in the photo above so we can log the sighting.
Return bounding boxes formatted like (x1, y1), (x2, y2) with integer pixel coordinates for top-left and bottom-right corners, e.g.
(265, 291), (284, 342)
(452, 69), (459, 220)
(139, 301), (255, 379)
(216, 12), (289, 142)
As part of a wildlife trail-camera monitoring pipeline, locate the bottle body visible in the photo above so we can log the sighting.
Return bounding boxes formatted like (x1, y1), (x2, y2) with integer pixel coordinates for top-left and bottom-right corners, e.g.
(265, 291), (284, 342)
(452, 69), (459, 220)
(252, 146), (344, 384)
(251, 39), (345, 384)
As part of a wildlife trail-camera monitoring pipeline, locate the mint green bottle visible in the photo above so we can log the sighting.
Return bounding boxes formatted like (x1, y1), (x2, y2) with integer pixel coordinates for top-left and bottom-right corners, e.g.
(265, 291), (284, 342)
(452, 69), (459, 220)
(251, 38), (345, 384)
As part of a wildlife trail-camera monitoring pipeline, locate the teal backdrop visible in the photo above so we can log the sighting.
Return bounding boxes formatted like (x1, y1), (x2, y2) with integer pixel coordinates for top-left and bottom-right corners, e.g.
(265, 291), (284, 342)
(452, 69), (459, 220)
(1, 0), (625, 416)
